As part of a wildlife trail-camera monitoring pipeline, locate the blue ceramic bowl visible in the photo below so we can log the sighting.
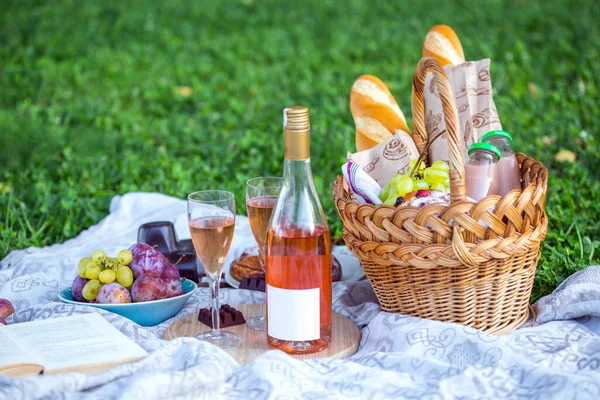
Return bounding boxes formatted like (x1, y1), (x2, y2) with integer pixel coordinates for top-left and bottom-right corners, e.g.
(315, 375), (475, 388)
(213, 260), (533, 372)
(58, 280), (198, 326)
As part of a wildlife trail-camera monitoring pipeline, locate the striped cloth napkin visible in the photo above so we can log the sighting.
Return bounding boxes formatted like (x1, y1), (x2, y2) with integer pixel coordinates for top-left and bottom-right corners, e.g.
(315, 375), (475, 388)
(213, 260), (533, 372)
(341, 161), (382, 205)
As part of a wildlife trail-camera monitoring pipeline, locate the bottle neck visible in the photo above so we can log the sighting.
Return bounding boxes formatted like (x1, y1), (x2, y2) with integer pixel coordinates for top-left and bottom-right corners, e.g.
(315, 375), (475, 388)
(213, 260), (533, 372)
(469, 150), (498, 164)
(485, 137), (513, 155)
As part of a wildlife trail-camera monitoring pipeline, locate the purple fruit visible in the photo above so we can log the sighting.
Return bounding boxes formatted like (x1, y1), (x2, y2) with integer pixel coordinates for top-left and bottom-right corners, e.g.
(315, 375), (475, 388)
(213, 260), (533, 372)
(0, 318), (6, 325)
(164, 279), (184, 298)
(131, 275), (167, 302)
(96, 283), (132, 304)
(72, 276), (89, 302)
(161, 263), (180, 282)
(130, 249), (167, 279)
(128, 242), (154, 256)
(0, 298), (15, 319)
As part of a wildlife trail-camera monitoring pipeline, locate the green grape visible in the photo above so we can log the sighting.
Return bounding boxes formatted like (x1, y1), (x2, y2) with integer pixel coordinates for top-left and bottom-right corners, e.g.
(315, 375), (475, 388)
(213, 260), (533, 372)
(431, 160), (450, 173)
(85, 264), (102, 280)
(117, 249), (133, 265)
(380, 184), (391, 202)
(99, 269), (116, 284)
(396, 176), (414, 196)
(91, 250), (107, 264)
(409, 158), (425, 172)
(431, 182), (448, 192)
(384, 196), (397, 206)
(423, 168), (448, 185)
(390, 174), (401, 186)
(82, 279), (103, 301)
(414, 180), (429, 190)
(116, 266), (134, 287)
(78, 257), (92, 278)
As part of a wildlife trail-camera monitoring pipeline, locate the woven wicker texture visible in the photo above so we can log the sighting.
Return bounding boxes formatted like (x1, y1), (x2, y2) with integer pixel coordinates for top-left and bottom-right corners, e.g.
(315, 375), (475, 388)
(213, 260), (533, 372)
(333, 57), (548, 334)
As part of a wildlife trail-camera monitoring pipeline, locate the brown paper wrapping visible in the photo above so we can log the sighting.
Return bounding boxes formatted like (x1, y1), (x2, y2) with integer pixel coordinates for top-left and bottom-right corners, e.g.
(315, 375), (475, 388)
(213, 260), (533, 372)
(425, 59), (502, 163)
(347, 130), (419, 187)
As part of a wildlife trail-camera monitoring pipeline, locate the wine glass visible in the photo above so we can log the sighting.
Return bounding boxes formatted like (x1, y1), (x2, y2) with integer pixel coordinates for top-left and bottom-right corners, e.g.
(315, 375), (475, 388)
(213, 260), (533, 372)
(188, 190), (241, 348)
(245, 177), (282, 331)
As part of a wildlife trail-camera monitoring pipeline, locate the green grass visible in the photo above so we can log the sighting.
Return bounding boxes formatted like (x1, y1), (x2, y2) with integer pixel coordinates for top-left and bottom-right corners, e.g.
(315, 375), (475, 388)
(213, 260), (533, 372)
(1, 0), (599, 301)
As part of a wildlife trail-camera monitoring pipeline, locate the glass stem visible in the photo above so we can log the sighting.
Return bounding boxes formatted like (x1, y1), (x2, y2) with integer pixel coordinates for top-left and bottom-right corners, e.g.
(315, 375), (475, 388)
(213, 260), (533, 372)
(209, 275), (220, 335)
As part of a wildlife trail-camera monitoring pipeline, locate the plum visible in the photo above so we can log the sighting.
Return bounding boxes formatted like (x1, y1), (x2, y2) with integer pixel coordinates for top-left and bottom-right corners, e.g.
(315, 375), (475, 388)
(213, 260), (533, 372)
(164, 279), (184, 298)
(161, 263), (180, 282)
(128, 242), (154, 256)
(131, 275), (167, 302)
(0, 298), (15, 319)
(0, 318), (6, 325)
(130, 249), (167, 279)
(72, 276), (89, 302)
(96, 283), (132, 304)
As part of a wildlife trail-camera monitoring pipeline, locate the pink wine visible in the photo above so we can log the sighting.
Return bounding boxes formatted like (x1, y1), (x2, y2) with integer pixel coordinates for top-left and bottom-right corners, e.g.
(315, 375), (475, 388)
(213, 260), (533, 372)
(266, 225), (332, 353)
(189, 216), (235, 276)
(247, 196), (277, 255)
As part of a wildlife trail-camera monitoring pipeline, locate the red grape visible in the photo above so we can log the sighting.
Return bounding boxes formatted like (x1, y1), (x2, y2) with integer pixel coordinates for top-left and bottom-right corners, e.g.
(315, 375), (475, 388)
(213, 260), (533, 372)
(131, 275), (167, 302)
(164, 279), (184, 298)
(96, 283), (132, 304)
(0, 298), (15, 319)
(128, 243), (154, 256)
(71, 276), (89, 302)
(161, 263), (180, 282)
(130, 249), (167, 279)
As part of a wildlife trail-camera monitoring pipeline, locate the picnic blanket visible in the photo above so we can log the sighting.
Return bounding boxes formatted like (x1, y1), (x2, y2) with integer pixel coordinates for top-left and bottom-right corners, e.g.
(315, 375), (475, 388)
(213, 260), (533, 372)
(1, 192), (599, 399)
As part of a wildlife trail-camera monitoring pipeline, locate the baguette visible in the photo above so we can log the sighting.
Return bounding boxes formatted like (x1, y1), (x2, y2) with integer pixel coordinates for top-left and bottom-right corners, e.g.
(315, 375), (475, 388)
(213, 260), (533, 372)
(350, 74), (410, 152)
(422, 24), (465, 66)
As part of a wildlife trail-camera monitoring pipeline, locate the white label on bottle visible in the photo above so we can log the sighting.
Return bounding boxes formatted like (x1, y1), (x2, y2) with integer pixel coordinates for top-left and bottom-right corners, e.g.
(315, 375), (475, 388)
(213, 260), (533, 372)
(267, 285), (320, 341)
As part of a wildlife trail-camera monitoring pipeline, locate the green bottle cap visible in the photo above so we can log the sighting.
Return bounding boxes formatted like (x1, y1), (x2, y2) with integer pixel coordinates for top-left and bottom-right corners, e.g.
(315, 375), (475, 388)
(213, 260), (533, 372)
(481, 130), (513, 145)
(468, 142), (501, 160)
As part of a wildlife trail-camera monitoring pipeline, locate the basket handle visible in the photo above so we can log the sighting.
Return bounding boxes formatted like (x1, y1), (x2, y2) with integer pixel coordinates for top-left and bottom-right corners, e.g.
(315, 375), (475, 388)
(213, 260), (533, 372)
(411, 56), (466, 202)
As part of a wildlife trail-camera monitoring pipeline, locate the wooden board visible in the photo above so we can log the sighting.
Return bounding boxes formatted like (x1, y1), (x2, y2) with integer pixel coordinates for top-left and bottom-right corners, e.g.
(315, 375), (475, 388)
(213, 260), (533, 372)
(164, 304), (360, 365)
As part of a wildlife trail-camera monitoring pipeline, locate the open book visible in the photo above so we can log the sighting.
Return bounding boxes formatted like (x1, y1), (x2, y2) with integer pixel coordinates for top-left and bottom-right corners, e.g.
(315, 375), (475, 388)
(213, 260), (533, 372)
(0, 313), (148, 377)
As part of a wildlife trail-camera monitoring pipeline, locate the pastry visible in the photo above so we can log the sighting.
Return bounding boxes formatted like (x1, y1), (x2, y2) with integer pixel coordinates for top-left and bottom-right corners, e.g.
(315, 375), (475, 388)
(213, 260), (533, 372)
(231, 248), (342, 282)
(230, 247), (264, 281)
(351, 74), (410, 152)
(422, 24), (465, 66)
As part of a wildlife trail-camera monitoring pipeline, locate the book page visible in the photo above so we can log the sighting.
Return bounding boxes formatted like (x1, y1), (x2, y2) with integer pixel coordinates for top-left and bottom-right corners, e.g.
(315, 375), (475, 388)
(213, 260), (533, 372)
(0, 329), (43, 369)
(5, 313), (148, 373)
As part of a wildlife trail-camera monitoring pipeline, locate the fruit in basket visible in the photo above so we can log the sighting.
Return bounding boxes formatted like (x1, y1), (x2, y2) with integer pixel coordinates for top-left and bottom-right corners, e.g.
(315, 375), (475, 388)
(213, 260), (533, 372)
(422, 24), (465, 66)
(380, 158), (450, 206)
(130, 249), (167, 279)
(0, 298), (15, 319)
(82, 279), (103, 301)
(131, 275), (167, 302)
(350, 74), (410, 152)
(72, 276), (89, 302)
(96, 283), (132, 304)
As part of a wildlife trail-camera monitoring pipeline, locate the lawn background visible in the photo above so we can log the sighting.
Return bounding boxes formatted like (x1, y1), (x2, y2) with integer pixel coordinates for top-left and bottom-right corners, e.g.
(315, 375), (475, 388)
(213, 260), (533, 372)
(1, 0), (599, 300)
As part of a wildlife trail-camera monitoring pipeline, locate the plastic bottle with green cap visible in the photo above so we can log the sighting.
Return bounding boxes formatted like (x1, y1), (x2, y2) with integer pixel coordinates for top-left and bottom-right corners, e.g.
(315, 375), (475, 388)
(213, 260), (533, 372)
(465, 142), (500, 201)
(481, 130), (521, 196)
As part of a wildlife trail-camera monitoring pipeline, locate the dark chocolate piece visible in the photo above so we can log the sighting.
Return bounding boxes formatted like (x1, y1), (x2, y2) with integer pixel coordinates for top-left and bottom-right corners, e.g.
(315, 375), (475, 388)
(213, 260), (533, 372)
(197, 304), (246, 328)
(239, 278), (266, 292)
(137, 221), (178, 254)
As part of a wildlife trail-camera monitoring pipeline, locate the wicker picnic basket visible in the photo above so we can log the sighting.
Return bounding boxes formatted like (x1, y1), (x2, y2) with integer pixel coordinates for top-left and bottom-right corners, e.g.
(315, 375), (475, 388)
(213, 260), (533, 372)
(333, 57), (549, 334)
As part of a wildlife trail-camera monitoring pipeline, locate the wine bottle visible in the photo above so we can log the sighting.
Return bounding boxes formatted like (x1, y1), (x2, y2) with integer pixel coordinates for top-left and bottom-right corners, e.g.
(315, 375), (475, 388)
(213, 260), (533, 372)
(265, 106), (332, 354)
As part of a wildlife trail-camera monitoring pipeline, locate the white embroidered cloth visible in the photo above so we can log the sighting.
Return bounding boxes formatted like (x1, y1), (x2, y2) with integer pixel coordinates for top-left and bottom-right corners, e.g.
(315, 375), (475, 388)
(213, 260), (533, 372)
(1, 193), (599, 399)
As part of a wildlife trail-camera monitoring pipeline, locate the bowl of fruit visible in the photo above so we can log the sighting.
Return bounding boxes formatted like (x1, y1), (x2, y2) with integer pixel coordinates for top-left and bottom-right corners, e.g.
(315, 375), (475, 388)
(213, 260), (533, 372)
(59, 243), (198, 326)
